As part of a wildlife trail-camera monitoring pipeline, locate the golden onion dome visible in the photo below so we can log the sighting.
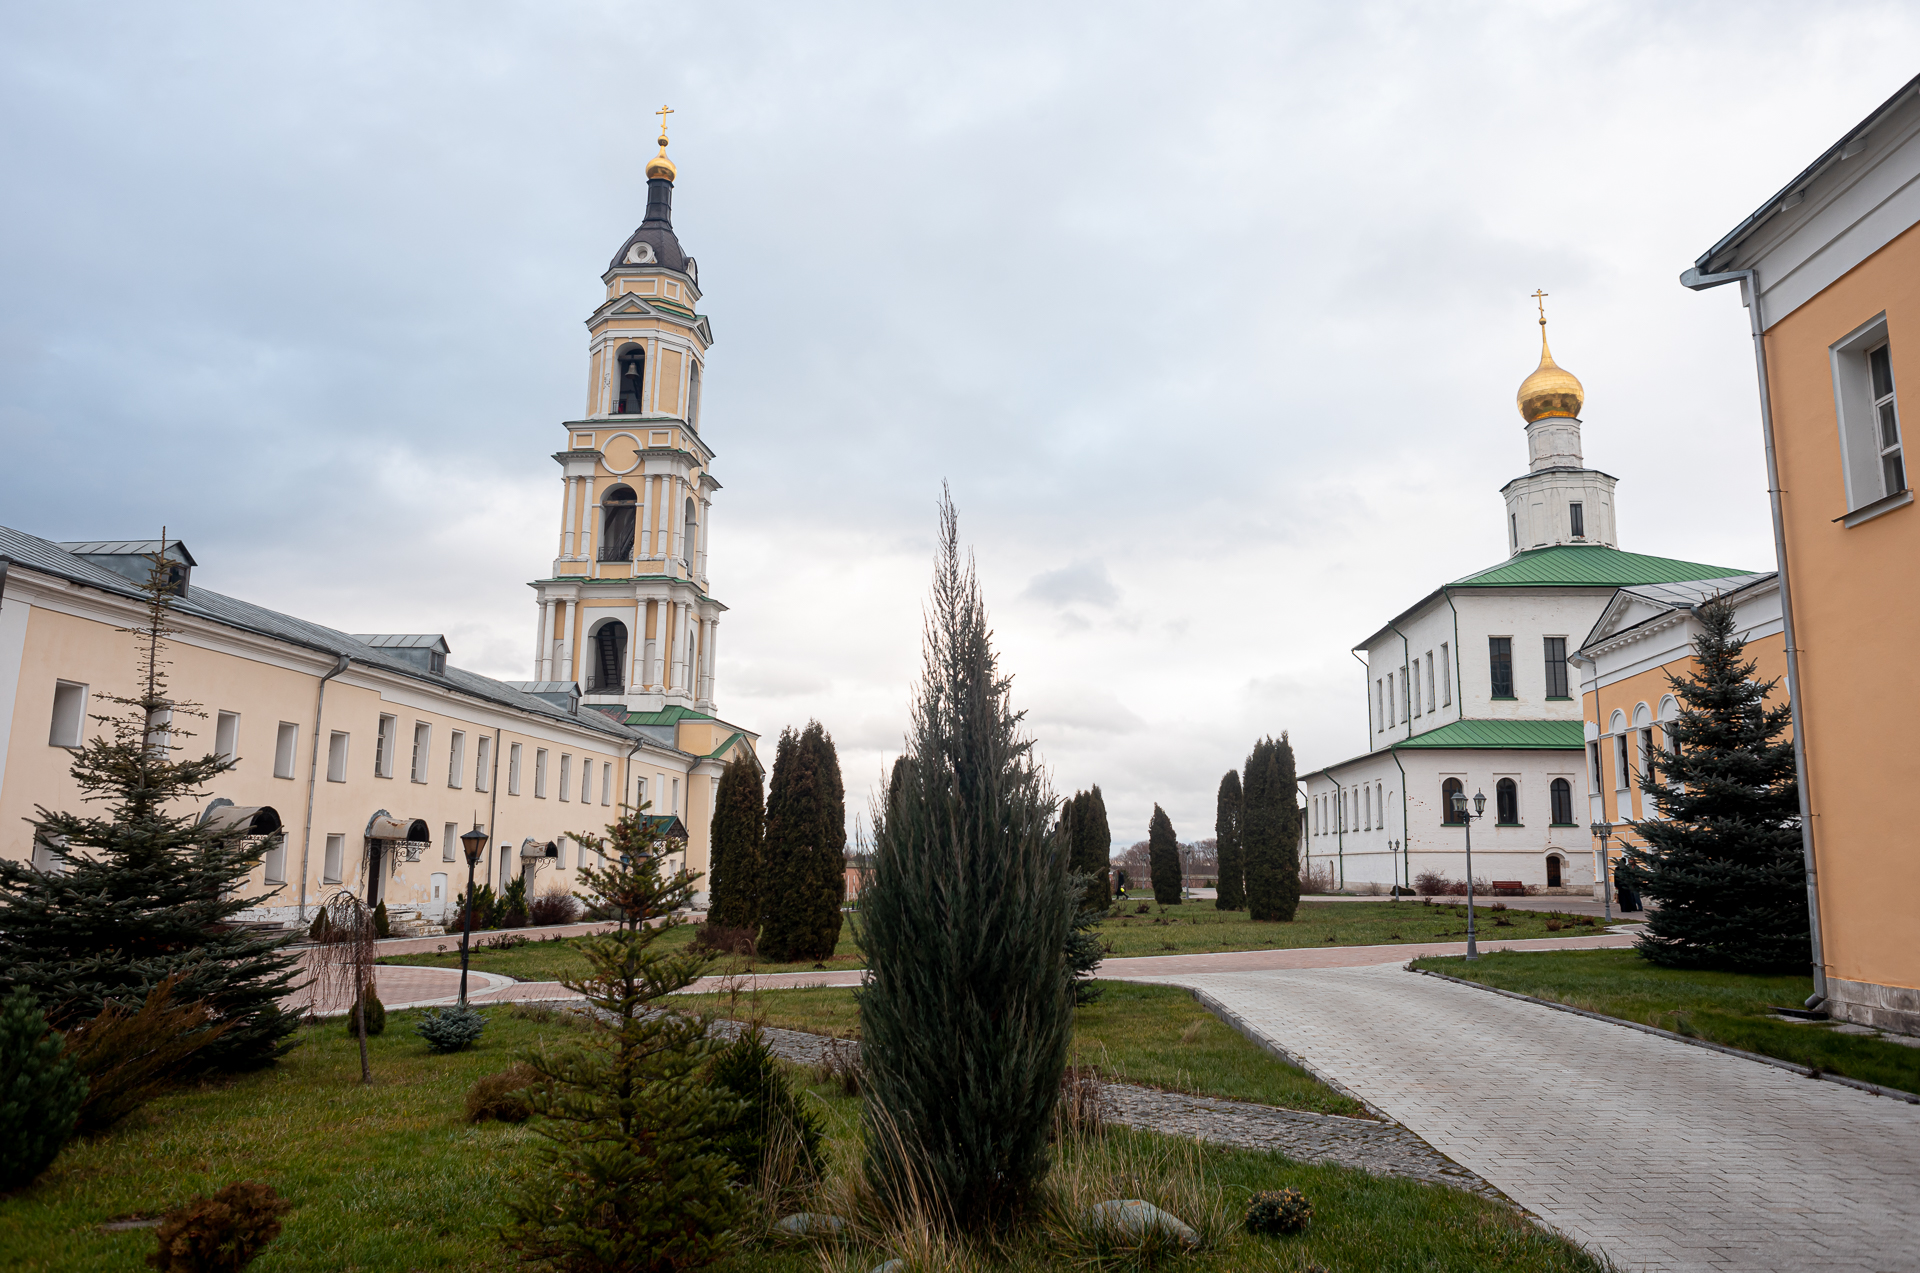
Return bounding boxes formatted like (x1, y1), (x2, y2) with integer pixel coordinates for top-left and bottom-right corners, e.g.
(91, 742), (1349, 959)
(645, 135), (676, 182)
(1516, 324), (1584, 423)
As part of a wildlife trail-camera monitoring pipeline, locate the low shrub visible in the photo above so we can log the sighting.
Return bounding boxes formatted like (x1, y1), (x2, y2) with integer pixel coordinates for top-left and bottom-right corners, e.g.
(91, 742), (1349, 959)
(62, 976), (231, 1134)
(691, 923), (757, 957)
(414, 1006), (486, 1054)
(815, 1036), (861, 1097)
(0, 987), (86, 1191)
(466, 1062), (538, 1123)
(371, 902), (391, 939)
(453, 884), (500, 931)
(1413, 870), (1450, 897)
(146, 1180), (292, 1272)
(527, 888), (580, 928)
(1244, 1186), (1312, 1235)
(349, 991), (385, 1037)
(500, 877), (529, 929)
(710, 1027), (823, 1182)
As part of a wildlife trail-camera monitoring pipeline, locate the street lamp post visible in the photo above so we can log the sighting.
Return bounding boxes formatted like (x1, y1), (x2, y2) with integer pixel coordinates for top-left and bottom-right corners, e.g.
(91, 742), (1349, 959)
(1451, 788), (1488, 959)
(457, 823), (490, 1007)
(1589, 821), (1615, 921)
(1388, 840), (1400, 900)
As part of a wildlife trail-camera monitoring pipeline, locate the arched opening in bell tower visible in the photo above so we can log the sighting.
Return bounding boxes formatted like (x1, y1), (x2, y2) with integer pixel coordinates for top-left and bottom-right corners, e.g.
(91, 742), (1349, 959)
(587, 619), (628, 693)
(615, 343), (646, 415)
(600, 485), (637, 561)
(682, 496), (698, 571)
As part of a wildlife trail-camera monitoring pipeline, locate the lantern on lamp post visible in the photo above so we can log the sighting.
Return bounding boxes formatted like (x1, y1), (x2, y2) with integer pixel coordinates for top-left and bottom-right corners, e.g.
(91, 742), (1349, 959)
(1451, 787), (1488, 958)
(458, 822), (490, 1006)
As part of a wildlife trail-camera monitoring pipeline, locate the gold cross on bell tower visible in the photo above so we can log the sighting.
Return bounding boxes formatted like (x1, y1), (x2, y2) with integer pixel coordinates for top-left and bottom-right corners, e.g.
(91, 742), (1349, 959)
(1531, 289), (1549, 326)
(655, 104), (674, 140)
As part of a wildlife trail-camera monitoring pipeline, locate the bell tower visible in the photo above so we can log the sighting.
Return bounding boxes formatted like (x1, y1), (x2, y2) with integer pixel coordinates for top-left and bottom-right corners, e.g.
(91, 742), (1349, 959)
(1499, 293), (1620, 555)
(530, 111), (725, 716)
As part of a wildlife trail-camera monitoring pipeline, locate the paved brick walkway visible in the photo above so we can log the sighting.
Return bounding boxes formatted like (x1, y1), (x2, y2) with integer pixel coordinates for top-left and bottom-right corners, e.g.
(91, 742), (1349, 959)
(1133, 963), (1920, 1273)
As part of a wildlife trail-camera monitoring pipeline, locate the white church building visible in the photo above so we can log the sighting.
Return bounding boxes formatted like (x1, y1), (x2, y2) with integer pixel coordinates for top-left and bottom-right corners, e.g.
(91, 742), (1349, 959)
(1301, 311), (1757, 894)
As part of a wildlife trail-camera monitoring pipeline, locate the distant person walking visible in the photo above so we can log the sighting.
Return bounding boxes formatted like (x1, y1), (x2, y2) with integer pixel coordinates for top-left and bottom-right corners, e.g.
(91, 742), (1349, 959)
(1614, 861), (1642, 914)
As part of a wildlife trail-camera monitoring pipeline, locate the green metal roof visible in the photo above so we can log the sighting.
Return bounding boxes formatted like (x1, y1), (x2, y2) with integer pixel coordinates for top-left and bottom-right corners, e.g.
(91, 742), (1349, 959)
(1393, 719), (1586, 750)
(620, 705), (713, 727)
(1451, 545), (1751, 588)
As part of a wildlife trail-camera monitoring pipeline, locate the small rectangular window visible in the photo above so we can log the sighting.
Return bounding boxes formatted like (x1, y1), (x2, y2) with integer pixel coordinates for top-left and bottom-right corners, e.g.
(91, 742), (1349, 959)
(1386, 673), (1395, 726)
(443, 821), (458, 863)
(671, 777), (679, 815)
(601, 761), (612, 806)
(475, 735), (492, 792)
(1374, 679), (1384, 731)
(1614, 734), (1630, 790)
(323, 833), (344, 883)
(638, 776), (649, 810)
(1489, 637), (1514, 698)
(558, 754), (572, 802)
(1440, 644), (1452, 706)
(215, 711), (240, 766)
(447, 730), (465, 788)
(410, 721), (431, 783)
(274, 722), (299, 779)
(1425, 652), (1436, 712)
(1869, 344), (1906, 497)
(327, 731), (350, 783)
(1543, 637), (1569, 698)
(49, 681), (88, 747)
(508, 742), (523, 796)
(375, 714), (397, 778)
(263, 833), (287, 884)
(1568, 502), (1585, 538)
(535, 748), (549, 799)
(1510, 512), (1518, 550)
(581, 760), (592, 804)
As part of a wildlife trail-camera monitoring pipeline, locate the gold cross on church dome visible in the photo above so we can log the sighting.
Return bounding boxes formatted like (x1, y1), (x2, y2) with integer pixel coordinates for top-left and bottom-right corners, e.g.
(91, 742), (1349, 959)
(655, 104), (674, 140)
(1532, 289), (1549, 325)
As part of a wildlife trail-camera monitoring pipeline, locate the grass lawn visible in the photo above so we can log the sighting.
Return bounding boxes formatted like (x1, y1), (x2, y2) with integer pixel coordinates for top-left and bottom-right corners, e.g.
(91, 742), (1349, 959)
(1412, 947), (1920, 1096)
(677, 980), (1369, 1117)
(385, 897), (1612, 983)
(2, 1003), (1604, 1273)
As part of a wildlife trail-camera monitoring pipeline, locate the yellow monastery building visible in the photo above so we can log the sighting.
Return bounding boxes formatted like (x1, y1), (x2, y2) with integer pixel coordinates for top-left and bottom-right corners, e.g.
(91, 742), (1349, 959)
(0, 127), (757, 930)
(1681, 74), (1920, 1036)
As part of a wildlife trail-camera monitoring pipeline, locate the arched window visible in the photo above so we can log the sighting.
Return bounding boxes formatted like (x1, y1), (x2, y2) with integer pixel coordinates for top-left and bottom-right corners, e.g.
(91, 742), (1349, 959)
(687, 361), (703, 429)
(1496, 778), (1519, 824)
(616, 344), (646, 414)
(682, 496), (698, 570)
(1546, 854), (1563, 888)
(588, 620), (627, 693)
(1441, 777), (1465, 824)
(1550, 777), (1574, 825)
(600, 485), (636, 561)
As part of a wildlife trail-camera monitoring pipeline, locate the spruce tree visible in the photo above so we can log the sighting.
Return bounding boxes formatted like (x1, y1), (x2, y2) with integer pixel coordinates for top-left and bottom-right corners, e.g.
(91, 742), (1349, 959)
(758, 721), (846, 963)
(1244, 735), (1302, 922)
(1147, 805), (1182, 905)
(705, 752), (764, 932)
(1621, 601), (1809, 972)
(1215, 769), (1245, 910)
(857, 489), (1071, 1231)
(0, 552), (299, 1070)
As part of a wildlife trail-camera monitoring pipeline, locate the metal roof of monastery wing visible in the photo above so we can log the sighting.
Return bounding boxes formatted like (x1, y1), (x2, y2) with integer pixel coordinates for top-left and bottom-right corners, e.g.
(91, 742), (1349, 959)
(1301, 718), (1586, 779)
(1578, 572), (1777, 653)
(1449, 544), (1751, 589)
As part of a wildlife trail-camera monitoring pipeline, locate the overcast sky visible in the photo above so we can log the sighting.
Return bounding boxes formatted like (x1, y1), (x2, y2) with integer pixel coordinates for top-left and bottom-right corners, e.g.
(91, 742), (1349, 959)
(3, 2), (1914, 847)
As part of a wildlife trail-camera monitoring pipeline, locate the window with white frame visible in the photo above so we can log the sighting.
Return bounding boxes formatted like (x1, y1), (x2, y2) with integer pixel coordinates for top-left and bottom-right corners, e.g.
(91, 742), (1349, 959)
(1363, 785), (1371, 831)
(263, 833), (288, 884)
(601, 762), (612, 805)
(558, 753), (572, 801)
(1426, 652), (1436, 712)
(638, 776), (649, 811)
(1386, 673), (1395, 726)
(1376, 780), (1385, 828)
(274, 722), (299, 779)
(1439, 644), (1452, 706)
(475, 735), (492, 792)
(1407, 665), (1419, 717)
(557, 837), (569, 870)
(1831, 317), (1909, 511)
(671, 777), (679, 815)
(327, 731), (350, 782)
(443, 822), (458, 862)
(1869, 343), (1905, 498)
(411, 721), (431, 783)
(375, 714), (397, 778)
(1569, 502), (1585, 539)
(49, 681), (88, 747)
(215, 711), (240, 766)
(508, 742), (523, 795)
(447, 730), (465, 787)
(1375, 679), (1384, 731)
(581, 759), (592, 804)
(535, 748), (550, 799)
(1543, 637), (1569, 698)
(1615, 734), (1630, 791)
(323, 833), (344, 883)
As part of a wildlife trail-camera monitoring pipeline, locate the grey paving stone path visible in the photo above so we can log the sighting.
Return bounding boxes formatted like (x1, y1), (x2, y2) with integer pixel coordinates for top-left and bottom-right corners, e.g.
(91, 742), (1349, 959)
(1132, 963), (1920, 1273)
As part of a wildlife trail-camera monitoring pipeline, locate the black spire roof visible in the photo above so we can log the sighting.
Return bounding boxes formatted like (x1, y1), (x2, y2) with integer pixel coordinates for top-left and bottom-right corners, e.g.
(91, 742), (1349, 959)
(607, 176), (693, 277)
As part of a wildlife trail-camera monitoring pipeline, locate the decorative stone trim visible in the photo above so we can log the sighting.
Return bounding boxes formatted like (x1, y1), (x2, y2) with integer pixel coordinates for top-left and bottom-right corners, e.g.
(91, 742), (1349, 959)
(1826, 976), (1920, 1039)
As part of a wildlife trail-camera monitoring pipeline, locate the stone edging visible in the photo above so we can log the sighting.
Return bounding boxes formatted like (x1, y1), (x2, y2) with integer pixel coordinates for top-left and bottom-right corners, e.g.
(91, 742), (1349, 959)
(1411, 966), (1920, 1106)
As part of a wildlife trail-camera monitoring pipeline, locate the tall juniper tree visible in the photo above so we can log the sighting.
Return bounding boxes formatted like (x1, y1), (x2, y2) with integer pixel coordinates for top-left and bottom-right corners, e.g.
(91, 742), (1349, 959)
(1244, 735), (1302, 922)
(1621, 600), (1809, 972)
(758, 722), (846, 963)
(1214, 769), (1245, 910)
(858, 488), (1071, 1231)
(1147, 805), (1182, 905)
(705, 752), (764, 933)
(0, 550), (300, 1070)
(1062, 786), (1111, 910)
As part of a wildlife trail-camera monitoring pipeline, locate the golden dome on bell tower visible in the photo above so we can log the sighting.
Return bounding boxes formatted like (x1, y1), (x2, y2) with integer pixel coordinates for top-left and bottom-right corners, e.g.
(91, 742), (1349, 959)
(1516, 290), (1584, 423)
(644, 103), (677, 182)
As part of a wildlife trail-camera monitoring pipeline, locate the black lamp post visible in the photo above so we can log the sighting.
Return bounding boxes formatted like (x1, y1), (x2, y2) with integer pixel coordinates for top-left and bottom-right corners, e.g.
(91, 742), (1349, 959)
(1589, 821), (1615, 921)
(458, 823), (490, 1007)
(1451, 788), (1488, 959)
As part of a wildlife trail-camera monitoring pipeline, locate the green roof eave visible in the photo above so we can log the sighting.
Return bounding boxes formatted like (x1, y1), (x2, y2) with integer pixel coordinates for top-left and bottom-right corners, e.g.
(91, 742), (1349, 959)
(1391, 719), (1586, 750)
(1450, 545), (1753, 589)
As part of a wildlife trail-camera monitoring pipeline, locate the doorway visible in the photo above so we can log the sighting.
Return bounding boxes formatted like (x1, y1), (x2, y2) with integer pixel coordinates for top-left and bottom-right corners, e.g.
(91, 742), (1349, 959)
(1546, 854), (1563, 888)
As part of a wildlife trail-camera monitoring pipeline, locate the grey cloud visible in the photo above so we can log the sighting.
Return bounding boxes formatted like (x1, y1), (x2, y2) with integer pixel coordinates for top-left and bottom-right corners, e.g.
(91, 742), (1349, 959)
(1021, 559), (1120, 610)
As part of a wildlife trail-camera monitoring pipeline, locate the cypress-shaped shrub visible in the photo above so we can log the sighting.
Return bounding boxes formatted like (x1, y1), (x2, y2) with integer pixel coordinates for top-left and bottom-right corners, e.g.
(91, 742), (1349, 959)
(857, 489), (1072, 1231)
(371, 901), (391, 939)
(1622, 601), (1810, 972)
(758, 722), (846, 963)
(500, 876), (529, 929)
(1244, 735), (1302, 922)
(1215, 770), (1245, 910)
(1147, 806), (1182, 905)
(1064, 787), (1112, 910)
(707, 753), (764, 932)
(0, 987), (86, 1192)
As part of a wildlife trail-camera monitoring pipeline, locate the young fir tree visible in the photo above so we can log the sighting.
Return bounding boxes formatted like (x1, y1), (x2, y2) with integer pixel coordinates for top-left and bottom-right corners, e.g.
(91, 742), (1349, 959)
(1244, 735), (1302, 922)
(1214, 769), (1245, 910)
(1147, 805), (1182, 905)
(1071, 785), (1112, 909)
(0, 551), (299, 1070)
(504, 809), (745, 1270)
(857, 489), (1071, 1231)
(1063, 870), (1105, 1005)
(757, 721), (846, 963)
(705, 753), (764, 932)
(1621, 601), (1809, 972)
